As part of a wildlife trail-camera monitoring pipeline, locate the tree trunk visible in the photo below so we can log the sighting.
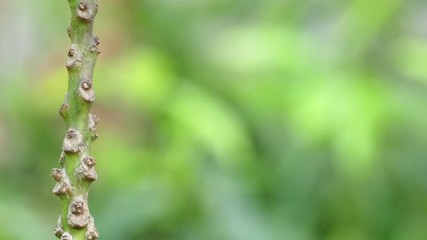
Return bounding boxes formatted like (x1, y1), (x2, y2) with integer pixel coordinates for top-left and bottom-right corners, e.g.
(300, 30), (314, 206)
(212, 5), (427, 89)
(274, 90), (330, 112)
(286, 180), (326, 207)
(52, 0), (100, 239)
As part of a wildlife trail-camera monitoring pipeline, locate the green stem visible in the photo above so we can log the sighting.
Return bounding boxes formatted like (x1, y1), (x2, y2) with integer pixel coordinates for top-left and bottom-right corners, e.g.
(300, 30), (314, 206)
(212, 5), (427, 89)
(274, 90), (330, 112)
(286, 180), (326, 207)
(52, 0), (100, 239)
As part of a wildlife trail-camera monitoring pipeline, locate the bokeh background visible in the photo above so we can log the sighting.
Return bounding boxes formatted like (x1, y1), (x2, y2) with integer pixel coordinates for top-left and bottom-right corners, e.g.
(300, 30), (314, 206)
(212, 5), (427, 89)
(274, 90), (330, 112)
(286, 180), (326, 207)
(1, 0), (427, 239)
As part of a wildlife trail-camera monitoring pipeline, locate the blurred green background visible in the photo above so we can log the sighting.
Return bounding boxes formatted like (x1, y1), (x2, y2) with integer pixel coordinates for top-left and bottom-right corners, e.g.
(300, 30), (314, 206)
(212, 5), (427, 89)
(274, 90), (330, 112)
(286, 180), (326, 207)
(1, 0), (427, 239)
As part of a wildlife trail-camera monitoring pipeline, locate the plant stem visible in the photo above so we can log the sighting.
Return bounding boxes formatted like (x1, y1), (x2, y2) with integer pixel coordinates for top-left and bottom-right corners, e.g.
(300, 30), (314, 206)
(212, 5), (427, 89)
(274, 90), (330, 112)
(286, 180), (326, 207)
(52, 0), (100, 239)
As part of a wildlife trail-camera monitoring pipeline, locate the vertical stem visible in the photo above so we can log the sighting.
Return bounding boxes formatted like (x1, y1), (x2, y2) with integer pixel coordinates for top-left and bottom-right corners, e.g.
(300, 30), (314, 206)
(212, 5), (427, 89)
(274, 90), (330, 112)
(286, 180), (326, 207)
(52, 0), (100, 239)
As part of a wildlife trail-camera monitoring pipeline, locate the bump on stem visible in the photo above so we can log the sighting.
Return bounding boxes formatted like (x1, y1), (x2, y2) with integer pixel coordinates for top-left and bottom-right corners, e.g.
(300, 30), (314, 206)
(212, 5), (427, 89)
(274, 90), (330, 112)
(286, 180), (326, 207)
(67, 26), (73, 38)
(89, 113), (99, 141)
(67, 197), (90, 228)
(66, 45), (82, 70)
(59, 102), (70, 120)
(52, 172), (72, 196)
(76, 156), (97, 182)
(86, 216), (99, 240)
(59, 152), (65, 165)
(54, 216), (65, 238)
(78, 79), (96, 103)
(62, 128), (84, 153)
(51, 168), (64, 182)
(77, 1), (98, 22)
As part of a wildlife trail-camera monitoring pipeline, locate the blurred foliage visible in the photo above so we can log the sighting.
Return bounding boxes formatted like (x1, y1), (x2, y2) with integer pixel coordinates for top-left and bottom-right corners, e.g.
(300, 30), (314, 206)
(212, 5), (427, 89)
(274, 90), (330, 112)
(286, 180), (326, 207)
(1, 0), (427, 239)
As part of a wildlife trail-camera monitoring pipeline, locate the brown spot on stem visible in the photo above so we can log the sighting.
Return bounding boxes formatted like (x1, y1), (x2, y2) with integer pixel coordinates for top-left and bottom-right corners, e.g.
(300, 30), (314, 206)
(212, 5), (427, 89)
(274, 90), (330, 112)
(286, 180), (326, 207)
(52, 179), (71, 196)
(81, 81), (92, 90)
(76, 156), (97, 182)
(51, 168), (63, 182)
(78, 83), (96, 103)
(84, 156), (96, 168)
(67, 129), (77, 139)
(78, 3), (87, 10)
(68, 49), (75, 57)
(94, 36), (101, 46)
(71, 200), (85, 214)
(77, 2), (97, 22)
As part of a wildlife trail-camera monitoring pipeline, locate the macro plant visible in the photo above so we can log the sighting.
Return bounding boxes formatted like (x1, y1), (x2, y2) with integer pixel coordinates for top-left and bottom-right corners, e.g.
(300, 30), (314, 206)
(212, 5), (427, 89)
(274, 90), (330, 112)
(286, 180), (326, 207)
(51, 0), (100, 239)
